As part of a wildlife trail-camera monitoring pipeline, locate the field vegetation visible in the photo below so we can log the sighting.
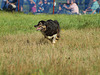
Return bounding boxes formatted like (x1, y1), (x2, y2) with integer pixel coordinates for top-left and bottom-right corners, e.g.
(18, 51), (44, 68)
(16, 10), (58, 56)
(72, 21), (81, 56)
(0, 11), (100, 75)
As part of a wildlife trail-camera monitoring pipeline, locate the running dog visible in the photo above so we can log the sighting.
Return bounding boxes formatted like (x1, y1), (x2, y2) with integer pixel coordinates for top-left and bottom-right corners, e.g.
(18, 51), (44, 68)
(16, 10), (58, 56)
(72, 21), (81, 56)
(34, 19), (60, 44)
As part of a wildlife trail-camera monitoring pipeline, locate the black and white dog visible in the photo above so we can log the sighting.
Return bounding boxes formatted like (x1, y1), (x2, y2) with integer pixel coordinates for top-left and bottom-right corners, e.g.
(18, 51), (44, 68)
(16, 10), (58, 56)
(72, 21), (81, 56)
(34, 19), (60, 44)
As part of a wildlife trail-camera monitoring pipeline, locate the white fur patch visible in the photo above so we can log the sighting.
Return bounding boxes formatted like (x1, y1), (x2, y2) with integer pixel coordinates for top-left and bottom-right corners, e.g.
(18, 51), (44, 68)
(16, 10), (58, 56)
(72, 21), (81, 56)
(47, 34), (57, 39)
(46, 34), (57, 44)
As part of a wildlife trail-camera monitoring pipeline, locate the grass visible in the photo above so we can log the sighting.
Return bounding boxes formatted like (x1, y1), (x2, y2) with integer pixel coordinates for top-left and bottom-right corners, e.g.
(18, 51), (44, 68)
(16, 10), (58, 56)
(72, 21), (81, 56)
(0, 11), (100, 75)
(0, 11), (100, 35)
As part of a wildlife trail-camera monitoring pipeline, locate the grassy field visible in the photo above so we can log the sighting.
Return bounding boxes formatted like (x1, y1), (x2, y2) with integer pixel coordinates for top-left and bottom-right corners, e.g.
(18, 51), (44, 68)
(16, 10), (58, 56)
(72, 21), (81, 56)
(0, 11), (100, 75)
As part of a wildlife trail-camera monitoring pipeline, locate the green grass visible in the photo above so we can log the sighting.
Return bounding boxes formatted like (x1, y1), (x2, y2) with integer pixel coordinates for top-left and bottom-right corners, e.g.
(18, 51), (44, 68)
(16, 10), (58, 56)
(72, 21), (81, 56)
(0, 11), (100, 35)
(0, 11), (100, 75)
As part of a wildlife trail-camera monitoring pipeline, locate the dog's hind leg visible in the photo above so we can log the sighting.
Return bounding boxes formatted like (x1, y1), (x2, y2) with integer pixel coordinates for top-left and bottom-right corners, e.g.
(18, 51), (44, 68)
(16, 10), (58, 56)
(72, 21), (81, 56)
(52, 34), (57, 44)
(56, 29), (60, 40)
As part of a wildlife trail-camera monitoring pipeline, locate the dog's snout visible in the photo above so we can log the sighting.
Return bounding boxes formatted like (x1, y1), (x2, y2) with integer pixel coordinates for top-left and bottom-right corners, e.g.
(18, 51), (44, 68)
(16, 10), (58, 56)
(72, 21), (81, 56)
(34, 25), (37, 27)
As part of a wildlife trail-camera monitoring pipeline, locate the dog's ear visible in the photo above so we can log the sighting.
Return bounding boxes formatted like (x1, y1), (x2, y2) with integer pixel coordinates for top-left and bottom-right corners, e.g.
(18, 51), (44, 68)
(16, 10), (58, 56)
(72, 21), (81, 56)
(40, 20), (46, 25)
(44, 21), (48, 26)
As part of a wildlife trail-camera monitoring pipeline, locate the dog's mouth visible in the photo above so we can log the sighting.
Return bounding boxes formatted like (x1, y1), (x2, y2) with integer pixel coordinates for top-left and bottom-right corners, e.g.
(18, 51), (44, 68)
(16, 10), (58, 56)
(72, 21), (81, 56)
(34, 25), (42, 31)
(35, 26), (46, 31)
(36, 27), (42, 31)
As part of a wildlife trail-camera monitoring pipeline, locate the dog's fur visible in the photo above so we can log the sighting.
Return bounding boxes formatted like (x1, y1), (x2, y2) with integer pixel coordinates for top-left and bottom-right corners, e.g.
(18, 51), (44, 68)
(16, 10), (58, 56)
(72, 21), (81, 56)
(34, 19), (60, 44)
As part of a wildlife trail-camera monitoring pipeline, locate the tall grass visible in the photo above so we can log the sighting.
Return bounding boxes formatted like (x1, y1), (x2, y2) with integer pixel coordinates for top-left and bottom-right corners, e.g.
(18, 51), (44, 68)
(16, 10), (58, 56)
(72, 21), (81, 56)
(0, 29), (100, 75)
(0, 11), (100, 75)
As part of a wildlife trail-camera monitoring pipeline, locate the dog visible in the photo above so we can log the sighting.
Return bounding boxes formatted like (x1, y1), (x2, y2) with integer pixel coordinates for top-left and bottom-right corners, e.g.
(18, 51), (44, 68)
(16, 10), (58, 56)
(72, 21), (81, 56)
(34, 19), (60, 44)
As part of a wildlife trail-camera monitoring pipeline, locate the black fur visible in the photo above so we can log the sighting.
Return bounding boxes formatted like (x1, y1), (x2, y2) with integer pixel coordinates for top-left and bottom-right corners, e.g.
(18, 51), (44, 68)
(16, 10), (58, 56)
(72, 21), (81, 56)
(34, 19), (60, 43)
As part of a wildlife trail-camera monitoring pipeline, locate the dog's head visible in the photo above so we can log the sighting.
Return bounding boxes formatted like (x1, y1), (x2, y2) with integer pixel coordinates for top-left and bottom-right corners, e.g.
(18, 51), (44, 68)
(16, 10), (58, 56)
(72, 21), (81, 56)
(34, 20), (47, 31)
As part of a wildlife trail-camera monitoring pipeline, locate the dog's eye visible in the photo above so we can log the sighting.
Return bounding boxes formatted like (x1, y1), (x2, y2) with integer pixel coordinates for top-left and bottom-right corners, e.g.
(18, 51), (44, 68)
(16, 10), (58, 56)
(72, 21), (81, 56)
(39, 25), (42, 27)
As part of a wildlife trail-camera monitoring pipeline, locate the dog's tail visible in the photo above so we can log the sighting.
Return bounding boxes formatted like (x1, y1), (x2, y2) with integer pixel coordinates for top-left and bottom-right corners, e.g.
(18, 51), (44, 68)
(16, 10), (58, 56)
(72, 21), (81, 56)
(54, 20), (59, 26)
